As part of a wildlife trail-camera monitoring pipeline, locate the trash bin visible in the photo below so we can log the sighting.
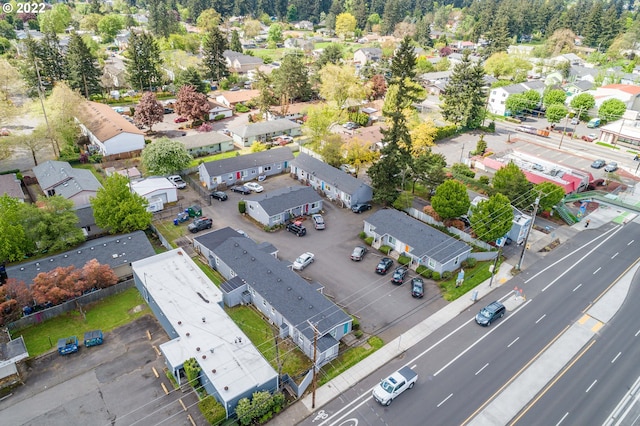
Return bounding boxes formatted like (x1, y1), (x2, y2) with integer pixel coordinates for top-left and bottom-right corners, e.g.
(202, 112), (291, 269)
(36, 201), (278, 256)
(187, 205), (202, 217)
(174, 219), (179, 226)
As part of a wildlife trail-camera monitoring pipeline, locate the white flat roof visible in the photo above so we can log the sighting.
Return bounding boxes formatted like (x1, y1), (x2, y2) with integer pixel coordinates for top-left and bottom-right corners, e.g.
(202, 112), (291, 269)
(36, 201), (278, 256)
(132, 249), (277, 402)
(130, 177), (176, 195)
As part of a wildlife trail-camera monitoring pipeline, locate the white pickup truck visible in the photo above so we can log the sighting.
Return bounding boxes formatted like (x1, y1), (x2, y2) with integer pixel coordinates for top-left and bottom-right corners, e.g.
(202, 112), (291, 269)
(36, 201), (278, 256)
(372, 366), (418, 406)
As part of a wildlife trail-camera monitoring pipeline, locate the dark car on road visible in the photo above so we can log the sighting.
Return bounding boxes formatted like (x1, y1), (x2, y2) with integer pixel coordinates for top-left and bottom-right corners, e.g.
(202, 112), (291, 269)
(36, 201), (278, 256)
(286, 222), (307, 237)
(591, 159), (606, 169)
(210, 191), (228, 201)
(188, 217), (213, 233)
(391, 266), (408, 284)
(411, 277), (424, 298)
(475, 301), (506, 326)
(376, 257), (394, 275)
(231, 186), (251, 195)
(350, 246), (367, 261)
(604, 162), (618, 172)
(352, 203), (372, 213)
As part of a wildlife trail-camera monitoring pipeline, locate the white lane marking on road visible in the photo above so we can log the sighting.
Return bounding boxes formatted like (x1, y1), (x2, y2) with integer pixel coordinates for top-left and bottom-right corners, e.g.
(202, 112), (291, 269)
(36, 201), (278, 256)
(628, 240), (634, 246)
(540, 226), (623, 292)
(475, 363), (489, 376)
(535, 314), (546, 324)
(508, 337), (520, 348)
(433, 300), (532, 377)
(437, 393), (453, 408)
(526, 226), (619, 284)
(611, 252), (619, 259)
(555, 412), (570, 426)
(611, 352), (622, 363)
(593, 267), (601, 274)
(585, 379), (597, 393)
(635, 329), (640, 337)
(573, 283), (582, 291)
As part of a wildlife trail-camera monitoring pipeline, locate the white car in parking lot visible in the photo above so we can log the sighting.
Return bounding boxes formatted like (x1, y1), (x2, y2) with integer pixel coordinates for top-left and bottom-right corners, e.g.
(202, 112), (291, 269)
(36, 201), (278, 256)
(292, 252), (315, 270)
(168, 175), (187, 189)
(245, 182), (264, 192)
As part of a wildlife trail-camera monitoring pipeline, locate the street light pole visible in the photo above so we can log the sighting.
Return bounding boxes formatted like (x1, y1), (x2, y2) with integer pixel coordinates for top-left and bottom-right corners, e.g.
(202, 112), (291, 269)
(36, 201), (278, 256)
(516, 197), (540, 271)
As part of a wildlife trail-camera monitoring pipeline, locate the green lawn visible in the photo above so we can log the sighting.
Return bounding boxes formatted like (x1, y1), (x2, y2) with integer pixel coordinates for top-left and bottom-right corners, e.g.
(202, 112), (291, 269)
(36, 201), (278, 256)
(12, 287), (149, 357)
(318, 336), (384, 386)
(193, 257), (224, 286)
(225, 305), (311, 376)
(188, 151), (239, 168)
(440, 260), (496, 301)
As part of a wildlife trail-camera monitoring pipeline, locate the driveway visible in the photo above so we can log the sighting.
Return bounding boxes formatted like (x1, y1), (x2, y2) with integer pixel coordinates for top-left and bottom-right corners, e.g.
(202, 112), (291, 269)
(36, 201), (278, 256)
(188, 173), (448, 344)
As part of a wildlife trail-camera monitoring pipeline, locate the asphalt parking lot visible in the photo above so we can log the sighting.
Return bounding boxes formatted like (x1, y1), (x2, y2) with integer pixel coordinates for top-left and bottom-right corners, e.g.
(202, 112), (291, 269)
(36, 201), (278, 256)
(190, 173), (449, 343)
(0, 316), (204, 426)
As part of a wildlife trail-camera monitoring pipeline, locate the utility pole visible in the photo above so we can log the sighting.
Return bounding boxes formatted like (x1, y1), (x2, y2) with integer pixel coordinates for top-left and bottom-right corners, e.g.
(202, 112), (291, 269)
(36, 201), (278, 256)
(460, 143), (465, 163)
(308, 320), (319, 409)
(516, 196), (540, 271)
(558, 114), (570, 150)
(488, 244), (502, 287)
(34, 60), (59, 157)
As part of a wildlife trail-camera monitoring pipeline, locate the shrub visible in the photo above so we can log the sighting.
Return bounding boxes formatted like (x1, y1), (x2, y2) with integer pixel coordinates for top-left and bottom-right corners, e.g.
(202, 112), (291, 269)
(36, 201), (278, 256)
(442, 270), (453, 280)
(213, 113), (225, 121)
(351, 317), (360, 330)
(478, 175), (490, 185)
(199, 396), (226, 426)
(432, 271), (441, 281)
(416, 265), (432, 279)
(398, 255), (411, 266)
(358, 231), (366, 239)
(451, 163), (475, 178)
(379, 245), (392, 255)
(238, 200), (246, 214)
(465, 257), (477, 268)
(197, 122), (213, 132)
(364, 236), (374, 246)
(354, 330), (364, 338)
(235, 103), (250, 113)
(434, 124), (459, 141)
(423, 205), (441, 221)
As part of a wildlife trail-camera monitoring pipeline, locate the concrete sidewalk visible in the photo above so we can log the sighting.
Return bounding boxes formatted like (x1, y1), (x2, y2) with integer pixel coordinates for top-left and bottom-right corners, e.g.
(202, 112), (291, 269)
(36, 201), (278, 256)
(269, 261), (516, 426)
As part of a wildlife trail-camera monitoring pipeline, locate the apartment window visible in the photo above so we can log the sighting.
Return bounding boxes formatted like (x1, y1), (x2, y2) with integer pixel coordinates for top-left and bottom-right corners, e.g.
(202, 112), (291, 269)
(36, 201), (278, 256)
(249, 204), (254, 210)
(311, 202), (319, 209)
(251, 170), (256, 174)
(241, 170), (248, 177)
(277, 164), (282, 169)
(251, 288), (256, 296)
(264, 166), (272, 171)
(271, 307), (275, 315)
(263, 299), (267, 306)
(388, 236), (396, 245)
(298, 334), (304, 344)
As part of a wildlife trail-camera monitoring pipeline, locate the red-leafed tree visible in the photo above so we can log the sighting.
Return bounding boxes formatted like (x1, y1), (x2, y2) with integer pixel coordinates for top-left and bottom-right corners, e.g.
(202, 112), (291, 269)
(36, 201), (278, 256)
(0, 279), (32, 325)
(368, 74), (387, 100)
(134, 91), (164, 131)
(175, 85), (211, 122)
(4, 278), (32, 308)
(0, 296), (19, 326)
(81, 259), (118, 290)
(31, 266), (83, 305)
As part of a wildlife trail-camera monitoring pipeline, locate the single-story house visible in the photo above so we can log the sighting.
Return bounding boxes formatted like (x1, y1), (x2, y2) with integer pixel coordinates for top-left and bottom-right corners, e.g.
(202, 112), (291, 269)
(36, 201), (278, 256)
(290, 153), (373, 208)
(265, 102), (313, 122)
(5, 230), (155, 284)
(228, 119), (302, 147)
(353, 48), (382, 66)
(76, 101), (145, 158)
(130, 177), (178, 212)
(33, 160), (102, 208)
(174, 132), (234, 157)
(193, 229), (352, 369)
(198, 147), (294, 190)
(0, 173), (26, 202)
(563, 80), (593, 95)
(0, 336), (29, 392)
(245, 186), (323, 226)
(208, 100), (233, 120)
(470, 196), (531, 245)
(132, 249), (278, 419)
(364, 209), (472, 274)
(74, 205), (104, 238)
(294, 20), (314, 31)
(215, 90), (260, 109)
(223, 50), (264, 73)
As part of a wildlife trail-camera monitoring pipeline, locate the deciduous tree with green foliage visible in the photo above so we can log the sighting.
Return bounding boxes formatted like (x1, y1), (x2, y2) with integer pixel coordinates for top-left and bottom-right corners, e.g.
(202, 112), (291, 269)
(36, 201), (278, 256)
(22, 196), (85, 252)
(319, 64), (369, 114)
(440, 50), (486, 129)
(410, 151), (447, 194)
(598, 98), (626, 122)
(545, 104), (568, 125)
(535, 182), (565, 212)
(303, 104), (337, 144)
(97, 14), (124, 43)
(469, 193), (514, 242)
(320, 134), (345, 167)
(65, 33), (102, 98)
(202, 26), (229, 83)
(142, 137), (193, 175)
(430, 179), (471, 221)
(134, 92), (164, 131)
(267, 24), (283, 47)
(38, 3), (72, 34)
(335, 13), (357, 39)
(342, 137), (378, 177)
(196, 9), (221, 31)
(125, 32), (162, 91)
(543, 89), (567, 108)
(492, 162), (533, 210)
(570, 93), (596, 119)
(91, 174), (153, 234)
(0, 195), (32, 262)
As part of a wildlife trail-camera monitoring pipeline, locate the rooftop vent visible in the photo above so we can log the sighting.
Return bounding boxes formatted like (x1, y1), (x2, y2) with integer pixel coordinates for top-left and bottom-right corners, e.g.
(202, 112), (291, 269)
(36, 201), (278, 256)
(251, 257), (255, 261)
(277, 278), (282, 282)
(178, 321), (182, 325)
(196, 347), (200, 351)
(298, 296), (302, 300)
(112, 254), (118, 259)
(77, 250), (81, 254)
(243, 250), (247, 254)
(309, 305), (313, 309)
(287, 287), (291, 291)
(212, 369), (216, 374)
(104, 244), (107, 246)
(50, 259), (54, 262)
(64, 255), (68, 258)
(90, 247), (94, 250)
(178, 251), (183, 256)
(202, 355), (207, 359)
(224, 386), (229, 391)
(186, 332), (190, 337)
(128, 236), (132, 239)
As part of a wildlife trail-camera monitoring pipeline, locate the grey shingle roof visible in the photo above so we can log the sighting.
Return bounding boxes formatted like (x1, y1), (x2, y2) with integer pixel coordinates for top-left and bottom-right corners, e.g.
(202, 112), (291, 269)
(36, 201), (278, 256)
(201, 147), (294, 177)
(198, 233), (351, 341)
(228, 119), (301, 138)
(174, 132), (233, 150)
(248, 186), (321, 216)
(291, 153), (372, 195)
(365, 209), (470, 263)
(32, 160), (102, 193)
(6, 231), (155, 285)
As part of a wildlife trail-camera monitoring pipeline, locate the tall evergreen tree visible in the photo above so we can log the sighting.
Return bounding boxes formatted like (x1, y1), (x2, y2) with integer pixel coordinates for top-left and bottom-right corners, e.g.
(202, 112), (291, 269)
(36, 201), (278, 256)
(483, 14), (511, 57)
(391, 36), (417, 81)
(148, 0), (179, 37)
(352, 0), (368, 30)
(272, 53), (312, 102)
(598, 4), (621, 50)
(65, 33), (102, 99)
(125, 32), (163, 91)
(414, 16), (432, 48)
(202, 26), (229, 82)
(39, 31), (67, 86)
(230, 29), (243, 53)
(440, 50), (486, 129)
(582, 1), (603, 48)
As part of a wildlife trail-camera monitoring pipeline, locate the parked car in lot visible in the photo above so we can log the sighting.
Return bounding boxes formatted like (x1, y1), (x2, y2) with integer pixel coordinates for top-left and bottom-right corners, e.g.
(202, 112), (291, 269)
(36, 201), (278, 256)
(245, 182), (264, 192)
(168, 175), (186, 189)
(475, 301), (506, 326)
(164, 108), (174, 114)
(340, 164), (356, 175)
(604, 162), (618, 172)
(391, 266), (408, 284)
(590, 159), (606, 169)
(210, 191), (228, 201)
(411, 278), (424, 298)
(174, 117), (188, 123)
(343, 121), (359, 130)
(188, 217), (213, 233)
(570, 117), (580, 125)
(311, 214), (325, 230)
(230, 185), (251, 195)
(582, 134), (597, 142)
(286, 222), (306, 236)
(292, 252), (314, 270)
(350, 246), (367, 261)
(352, 203), (372, 213)
(376, 257), (394, 275)
(587, 118), (601, 128)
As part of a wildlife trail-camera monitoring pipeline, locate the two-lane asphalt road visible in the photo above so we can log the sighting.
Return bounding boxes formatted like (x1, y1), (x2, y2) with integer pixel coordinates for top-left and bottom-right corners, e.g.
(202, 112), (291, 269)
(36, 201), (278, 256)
(305, 223), (640, 426)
